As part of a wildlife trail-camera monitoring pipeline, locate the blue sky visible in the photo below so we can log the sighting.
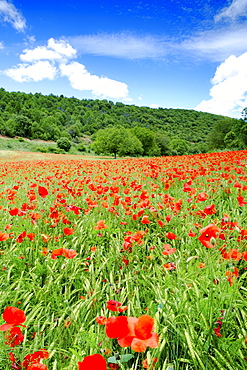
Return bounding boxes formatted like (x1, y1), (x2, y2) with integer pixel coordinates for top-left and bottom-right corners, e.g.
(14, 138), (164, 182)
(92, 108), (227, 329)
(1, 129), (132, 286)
(0, 0), (247, 118)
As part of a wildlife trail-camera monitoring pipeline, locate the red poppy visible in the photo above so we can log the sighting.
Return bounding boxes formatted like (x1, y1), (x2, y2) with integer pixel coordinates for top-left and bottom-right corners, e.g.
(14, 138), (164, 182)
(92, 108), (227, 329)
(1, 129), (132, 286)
(0, 306), (26, 331)
(157, 220), (165, 227)
(166, 232), (176, 240)
(214, 325), (222, 337)
(16, 231), (27, 243)
(96, 316), (107, 325)
(27, 233), (35, 241)
(41, 234), (50, 243)
(78, 354), (107, 370)
(63, 248), (77, 259)
(198, 224), (220, 248)
(26, 364), (48, 370)
(9, 208), (21, 216)
(109, 364), (120, 369)
(188, 229), (197, 237)
(163, 262), (176, 270)
(8, 351), (21, 369)
(22, 349), (49, 369)
(38, 186), (49, 198)
(162, 244), (176, 256)
(141, 216), (151, 224)
(0, 231), (10, 241)
(106, 300), (128, 313)
(203, 204), (216, 215)
(237, 195), (247, 206)
(106, 314), (159, 352)
(226, 267), (239, 286)
(51, 248), (64, 259)
(63, 227), (74, 236)
(221, 248), (242, 261)
(4, 326), (24, 347)
(94, 220), (108, 230)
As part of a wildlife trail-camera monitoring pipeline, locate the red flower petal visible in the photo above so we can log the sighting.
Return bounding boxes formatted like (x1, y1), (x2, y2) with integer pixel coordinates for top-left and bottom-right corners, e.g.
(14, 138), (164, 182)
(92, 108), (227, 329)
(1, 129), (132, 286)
(78, 354), (107, 370)
(2, 306), (26, 326)
(38, 186), (49, 198)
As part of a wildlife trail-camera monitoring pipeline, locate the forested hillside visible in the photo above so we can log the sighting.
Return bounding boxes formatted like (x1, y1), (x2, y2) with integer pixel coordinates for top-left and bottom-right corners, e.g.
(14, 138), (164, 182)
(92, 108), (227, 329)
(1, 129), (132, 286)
(0, 87), (244, 156)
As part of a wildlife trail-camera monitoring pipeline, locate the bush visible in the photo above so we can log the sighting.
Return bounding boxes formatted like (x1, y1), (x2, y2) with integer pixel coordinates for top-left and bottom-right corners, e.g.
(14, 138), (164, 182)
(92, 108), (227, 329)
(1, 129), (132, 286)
(56, 137), (72, 152)
(34, 146), (48, 153)
(49, 147), (66, 154)
(77, 143), (86, 152)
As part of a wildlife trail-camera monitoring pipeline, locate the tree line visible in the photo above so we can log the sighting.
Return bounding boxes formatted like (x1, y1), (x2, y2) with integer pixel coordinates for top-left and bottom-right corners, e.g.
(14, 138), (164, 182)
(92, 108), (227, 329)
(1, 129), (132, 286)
(0, 87), (244, 156)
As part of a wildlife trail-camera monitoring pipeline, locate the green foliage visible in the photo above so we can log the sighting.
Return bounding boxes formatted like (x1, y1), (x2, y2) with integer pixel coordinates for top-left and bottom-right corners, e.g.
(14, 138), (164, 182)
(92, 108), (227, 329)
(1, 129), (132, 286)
(207, 118), (234, 150)
(207, 113), (247, 150)
(170, 138), (189, 155)
(77, 143), (86, 152)
(50, 146), (66, 154)
(14, 115), (32, 137)
(92, 126), (143, 158)
(3, 117), (16, 137)
(131, 126), (161, 156)
(34, 146), (48, 153)
(56, 137), (72, 152)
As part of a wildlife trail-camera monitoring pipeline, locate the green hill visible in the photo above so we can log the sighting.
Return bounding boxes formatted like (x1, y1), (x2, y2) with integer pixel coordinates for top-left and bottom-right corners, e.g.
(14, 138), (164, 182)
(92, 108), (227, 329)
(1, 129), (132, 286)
(0, 87), (242, 155)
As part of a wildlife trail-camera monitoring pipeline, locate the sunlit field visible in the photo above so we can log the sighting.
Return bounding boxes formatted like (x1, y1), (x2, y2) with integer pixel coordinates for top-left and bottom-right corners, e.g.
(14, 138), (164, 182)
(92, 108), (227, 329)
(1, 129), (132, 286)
(0, 150), (247, 370)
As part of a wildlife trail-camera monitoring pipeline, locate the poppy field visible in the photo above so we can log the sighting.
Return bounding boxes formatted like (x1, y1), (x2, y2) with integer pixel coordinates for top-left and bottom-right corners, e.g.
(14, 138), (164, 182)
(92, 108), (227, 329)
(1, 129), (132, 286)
(0, 150), (247, 370)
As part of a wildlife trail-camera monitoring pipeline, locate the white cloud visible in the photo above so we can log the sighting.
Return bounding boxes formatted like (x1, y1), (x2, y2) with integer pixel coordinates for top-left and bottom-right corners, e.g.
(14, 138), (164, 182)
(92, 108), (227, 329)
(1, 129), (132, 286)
(0, 41), (3, 49)
(194, 52), (247, 117)
(3, 61), (57, 82)
(20, 47), (64, 62)
(60, 61), (129, 99)
(69, 33), (168, 59)
(181, 26), (247, 61)
(150, 104), (159, 109)
(47, 38), (76, 58)
(2, 37), (130, 99)
(20, 38), (76, 62)
(0, 0), (26, 31)
(67, 27), (247, 63)
(215, 0), (247, 21)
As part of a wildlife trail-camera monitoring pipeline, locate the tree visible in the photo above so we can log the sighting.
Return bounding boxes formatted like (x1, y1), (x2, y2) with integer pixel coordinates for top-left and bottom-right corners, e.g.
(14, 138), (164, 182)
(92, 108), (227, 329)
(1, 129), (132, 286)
(154, 131), (171, 156)
(92, 127), (143, 158)
(14, 115), (32, 138)
(131, 126), (160, 156)
(40, 116), (61, 140)
(57, 137), (72, 152)
(170, 138), (189, 155)
(207, 118), (234, 150)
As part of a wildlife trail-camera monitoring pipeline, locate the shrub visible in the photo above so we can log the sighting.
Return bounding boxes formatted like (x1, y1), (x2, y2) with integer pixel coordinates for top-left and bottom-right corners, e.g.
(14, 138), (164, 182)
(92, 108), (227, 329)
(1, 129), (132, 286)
(34, 146), (48, 153)
(77, 143), (86, 152)
(56, 137), (72, 152)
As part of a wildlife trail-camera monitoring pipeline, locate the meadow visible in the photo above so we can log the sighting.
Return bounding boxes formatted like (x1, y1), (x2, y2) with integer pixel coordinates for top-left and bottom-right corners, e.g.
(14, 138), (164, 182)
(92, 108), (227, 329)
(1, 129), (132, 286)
(0, 150), (247, 370)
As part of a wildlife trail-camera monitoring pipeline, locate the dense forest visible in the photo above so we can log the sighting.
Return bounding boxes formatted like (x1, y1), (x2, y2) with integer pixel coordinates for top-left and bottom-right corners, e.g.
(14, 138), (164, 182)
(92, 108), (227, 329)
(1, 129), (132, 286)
(0, 87), (245, 156)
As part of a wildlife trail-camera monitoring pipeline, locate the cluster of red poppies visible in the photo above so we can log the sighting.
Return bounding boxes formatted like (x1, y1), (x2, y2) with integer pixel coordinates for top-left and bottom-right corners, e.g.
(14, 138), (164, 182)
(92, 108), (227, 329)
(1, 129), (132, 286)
(0, 307), (49, 370)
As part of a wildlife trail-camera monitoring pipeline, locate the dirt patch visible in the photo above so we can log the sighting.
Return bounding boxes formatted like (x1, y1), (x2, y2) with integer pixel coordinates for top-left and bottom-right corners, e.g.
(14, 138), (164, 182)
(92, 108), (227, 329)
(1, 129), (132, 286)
(0, 150), (112, 162)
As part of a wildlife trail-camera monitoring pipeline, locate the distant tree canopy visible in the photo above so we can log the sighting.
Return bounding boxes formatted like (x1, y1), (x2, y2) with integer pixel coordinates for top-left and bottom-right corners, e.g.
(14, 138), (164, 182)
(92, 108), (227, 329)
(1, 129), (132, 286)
(0, 87), (244, 156)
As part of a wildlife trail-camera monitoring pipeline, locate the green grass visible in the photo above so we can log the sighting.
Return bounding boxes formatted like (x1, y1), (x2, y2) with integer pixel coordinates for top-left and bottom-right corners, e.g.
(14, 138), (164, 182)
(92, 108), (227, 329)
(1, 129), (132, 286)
(0, 136), (90, 155)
